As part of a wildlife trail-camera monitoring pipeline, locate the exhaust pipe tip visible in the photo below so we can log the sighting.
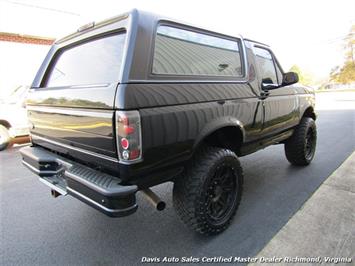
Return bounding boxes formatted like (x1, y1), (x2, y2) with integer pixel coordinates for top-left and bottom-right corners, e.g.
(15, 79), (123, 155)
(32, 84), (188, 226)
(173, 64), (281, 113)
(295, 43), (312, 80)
(156, 201), (166, 211)
(141, 188), (166, 211)
(51, 189), (61, 198)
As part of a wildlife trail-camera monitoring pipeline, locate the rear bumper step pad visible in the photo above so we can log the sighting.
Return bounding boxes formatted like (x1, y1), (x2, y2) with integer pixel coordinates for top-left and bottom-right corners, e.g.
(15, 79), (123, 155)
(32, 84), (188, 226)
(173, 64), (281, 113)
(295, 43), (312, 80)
(20, 146), (138, 217)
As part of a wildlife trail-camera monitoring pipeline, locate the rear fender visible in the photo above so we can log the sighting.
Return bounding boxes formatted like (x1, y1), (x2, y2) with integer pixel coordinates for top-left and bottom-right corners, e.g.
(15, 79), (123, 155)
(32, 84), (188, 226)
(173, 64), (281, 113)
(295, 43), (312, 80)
(193, 117), (245, 151)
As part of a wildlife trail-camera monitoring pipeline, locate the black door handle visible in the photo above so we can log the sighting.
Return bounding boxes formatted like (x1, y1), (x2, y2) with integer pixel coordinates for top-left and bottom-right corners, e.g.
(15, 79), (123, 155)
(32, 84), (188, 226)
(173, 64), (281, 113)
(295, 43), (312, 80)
(260, 90), (270, 100)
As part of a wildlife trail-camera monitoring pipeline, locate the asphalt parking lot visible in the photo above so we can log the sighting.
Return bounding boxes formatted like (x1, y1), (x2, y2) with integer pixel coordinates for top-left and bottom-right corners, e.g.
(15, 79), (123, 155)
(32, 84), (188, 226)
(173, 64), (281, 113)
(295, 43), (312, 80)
(1, 93), (354, 265)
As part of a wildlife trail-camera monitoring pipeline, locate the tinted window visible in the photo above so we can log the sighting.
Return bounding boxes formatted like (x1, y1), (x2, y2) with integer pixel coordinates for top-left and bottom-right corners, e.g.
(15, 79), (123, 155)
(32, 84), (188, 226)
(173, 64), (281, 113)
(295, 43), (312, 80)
(152, 25), (243, 77)
(254, 47), (277, 84)
(46, 33), (126, 87)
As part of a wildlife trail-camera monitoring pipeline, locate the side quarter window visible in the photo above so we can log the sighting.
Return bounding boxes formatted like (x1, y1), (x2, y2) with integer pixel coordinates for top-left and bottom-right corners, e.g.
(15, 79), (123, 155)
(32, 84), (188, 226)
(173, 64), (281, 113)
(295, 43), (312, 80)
(254, 47), (278, 85)
(152, 25), (243, 78)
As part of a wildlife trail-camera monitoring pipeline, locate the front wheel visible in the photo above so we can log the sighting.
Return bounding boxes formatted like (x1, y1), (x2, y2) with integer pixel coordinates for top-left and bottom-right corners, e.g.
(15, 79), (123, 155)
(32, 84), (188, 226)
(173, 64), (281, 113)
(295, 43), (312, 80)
(173, 147), (243, 235)
(284, 117), (317, 166)
(0, 125), (11, 151)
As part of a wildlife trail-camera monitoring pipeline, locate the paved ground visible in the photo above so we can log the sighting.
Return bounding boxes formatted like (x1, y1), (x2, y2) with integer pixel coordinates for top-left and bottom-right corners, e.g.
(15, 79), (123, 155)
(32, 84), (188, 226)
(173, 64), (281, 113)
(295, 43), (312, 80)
(315, 91), (355, 111)
(0, 92), (354, 265)
(249, 152), (355, 265)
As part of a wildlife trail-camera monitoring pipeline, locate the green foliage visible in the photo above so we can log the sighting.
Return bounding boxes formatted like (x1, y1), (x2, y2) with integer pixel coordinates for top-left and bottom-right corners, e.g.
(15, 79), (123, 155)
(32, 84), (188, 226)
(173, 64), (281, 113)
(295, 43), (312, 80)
(289, 65), (314, 86)
(330, 62), (355, 83)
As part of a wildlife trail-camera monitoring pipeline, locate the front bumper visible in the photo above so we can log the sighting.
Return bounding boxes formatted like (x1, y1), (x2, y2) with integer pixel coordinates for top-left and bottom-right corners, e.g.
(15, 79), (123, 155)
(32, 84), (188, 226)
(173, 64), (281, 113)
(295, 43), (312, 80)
(20, 146), (138, 217)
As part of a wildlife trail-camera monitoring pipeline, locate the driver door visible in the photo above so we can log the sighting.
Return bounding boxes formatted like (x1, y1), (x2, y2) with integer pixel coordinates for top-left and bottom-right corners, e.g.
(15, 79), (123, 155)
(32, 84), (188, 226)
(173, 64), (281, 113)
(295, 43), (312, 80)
(253, 45), (298, 137)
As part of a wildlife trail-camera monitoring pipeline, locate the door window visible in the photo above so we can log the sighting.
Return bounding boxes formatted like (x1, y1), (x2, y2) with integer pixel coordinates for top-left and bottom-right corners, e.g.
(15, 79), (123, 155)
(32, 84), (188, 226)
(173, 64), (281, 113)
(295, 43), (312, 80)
(254, 47), (277, 84)
(275, 63), (283, 85)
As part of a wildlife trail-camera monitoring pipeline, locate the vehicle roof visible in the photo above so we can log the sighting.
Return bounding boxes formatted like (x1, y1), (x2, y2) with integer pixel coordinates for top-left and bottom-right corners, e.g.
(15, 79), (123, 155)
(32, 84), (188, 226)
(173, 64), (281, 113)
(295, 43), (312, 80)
(34, 9), (268, 86)
(244, 38), (269, 47)
(56, 9), (268, 46)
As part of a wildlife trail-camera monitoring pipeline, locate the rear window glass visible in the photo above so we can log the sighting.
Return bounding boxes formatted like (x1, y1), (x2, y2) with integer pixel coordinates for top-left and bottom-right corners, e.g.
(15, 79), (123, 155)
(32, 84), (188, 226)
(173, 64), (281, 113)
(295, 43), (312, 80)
(46, 33), (126, 87)
(152, 25), (243, 77)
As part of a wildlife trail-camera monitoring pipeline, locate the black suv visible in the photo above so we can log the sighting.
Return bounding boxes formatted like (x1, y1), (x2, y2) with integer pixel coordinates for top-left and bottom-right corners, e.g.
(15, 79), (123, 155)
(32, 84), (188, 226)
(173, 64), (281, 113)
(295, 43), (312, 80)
(21, 9), (317, 235)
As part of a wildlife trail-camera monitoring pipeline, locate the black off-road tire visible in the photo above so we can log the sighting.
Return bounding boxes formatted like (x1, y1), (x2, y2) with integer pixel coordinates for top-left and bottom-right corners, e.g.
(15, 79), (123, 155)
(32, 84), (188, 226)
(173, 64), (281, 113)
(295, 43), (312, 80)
(285, 117), (317, 166)
(173, 146), (243, 235)
(0, 125), (11, 151)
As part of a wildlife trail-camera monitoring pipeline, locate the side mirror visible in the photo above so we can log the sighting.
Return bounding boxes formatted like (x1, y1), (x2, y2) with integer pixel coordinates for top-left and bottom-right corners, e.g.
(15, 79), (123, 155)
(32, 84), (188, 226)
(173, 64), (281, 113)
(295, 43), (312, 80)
(282, 72), (299, 86)
(262, 77), (279, 90)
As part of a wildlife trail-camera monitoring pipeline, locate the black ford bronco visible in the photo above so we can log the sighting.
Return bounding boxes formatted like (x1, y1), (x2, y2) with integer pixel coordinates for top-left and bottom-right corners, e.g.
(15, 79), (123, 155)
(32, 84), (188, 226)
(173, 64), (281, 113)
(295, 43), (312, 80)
(21, 9), (317, 235)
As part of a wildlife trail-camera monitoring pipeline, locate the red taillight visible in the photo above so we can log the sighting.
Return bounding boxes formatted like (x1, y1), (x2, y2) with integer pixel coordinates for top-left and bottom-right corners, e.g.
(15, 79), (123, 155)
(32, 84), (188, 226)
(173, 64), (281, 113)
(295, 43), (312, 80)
(129, 149), (140, 160)
(123, 125), (135, 135)
(120, 138), (129, 149)
(116, 111), (142, 163)
(117, 119), (135, 136)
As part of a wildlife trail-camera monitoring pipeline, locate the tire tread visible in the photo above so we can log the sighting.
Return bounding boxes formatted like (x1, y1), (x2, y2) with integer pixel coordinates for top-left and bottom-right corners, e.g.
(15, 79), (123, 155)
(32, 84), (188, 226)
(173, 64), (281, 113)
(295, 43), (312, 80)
(173, 146), (243, 235)
(284, 117), (316, 166)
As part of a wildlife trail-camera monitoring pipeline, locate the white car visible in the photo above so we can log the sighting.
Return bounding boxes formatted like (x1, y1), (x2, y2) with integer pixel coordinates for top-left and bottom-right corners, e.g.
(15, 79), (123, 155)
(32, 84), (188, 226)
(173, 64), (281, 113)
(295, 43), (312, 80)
(0, 86), (30, 151)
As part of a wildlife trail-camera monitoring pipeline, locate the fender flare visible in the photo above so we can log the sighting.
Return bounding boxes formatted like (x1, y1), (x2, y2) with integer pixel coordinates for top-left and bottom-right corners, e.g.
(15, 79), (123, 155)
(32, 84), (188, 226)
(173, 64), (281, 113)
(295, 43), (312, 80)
(301, 106), (316, 120)
(0, 120), (11, 129)
(192, 116), (246, 151)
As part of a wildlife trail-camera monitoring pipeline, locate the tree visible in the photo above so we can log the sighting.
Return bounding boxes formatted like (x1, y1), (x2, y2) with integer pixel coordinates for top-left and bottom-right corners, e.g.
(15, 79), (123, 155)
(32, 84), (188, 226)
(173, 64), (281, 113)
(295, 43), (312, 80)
(329, 25), (355, 83)
(344, 25), (355, 64)
(289, 65), (314, 86)
(336, 62), (355, 83)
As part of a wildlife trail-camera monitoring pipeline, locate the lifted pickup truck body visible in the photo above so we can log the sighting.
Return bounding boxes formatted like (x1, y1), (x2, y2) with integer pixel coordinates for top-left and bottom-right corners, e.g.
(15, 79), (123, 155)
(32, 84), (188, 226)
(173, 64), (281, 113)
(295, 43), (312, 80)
(21, 9), (316, 234)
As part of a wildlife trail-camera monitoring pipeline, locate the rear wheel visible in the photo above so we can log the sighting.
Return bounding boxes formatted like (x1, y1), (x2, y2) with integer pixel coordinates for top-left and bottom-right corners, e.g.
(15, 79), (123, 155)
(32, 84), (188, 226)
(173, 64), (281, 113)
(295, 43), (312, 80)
(0, 125), (11, 151)
(284, 117), (317, 166)
(173, 147), (243, 235)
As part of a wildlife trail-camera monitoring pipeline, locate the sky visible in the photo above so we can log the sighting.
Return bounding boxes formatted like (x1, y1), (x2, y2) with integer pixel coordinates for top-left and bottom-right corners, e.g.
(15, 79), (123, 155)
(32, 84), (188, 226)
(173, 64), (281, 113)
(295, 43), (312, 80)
(0, 0), (354, 83)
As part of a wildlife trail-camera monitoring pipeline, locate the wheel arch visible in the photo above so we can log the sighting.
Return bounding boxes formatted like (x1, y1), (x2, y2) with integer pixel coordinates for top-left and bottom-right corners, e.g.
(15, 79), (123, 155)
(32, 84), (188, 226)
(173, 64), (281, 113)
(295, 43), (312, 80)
(302, 106), (316, 120)
(0, 120), (11, 129)
(193, 118), (245, 156)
